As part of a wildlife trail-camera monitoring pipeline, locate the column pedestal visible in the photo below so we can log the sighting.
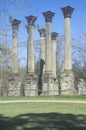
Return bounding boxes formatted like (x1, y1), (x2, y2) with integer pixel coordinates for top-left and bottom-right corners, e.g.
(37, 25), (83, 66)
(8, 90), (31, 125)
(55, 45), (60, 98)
(8, 73), (21, 96)
(61, 70), (75, 95)
(25, 73), (37, 96)
(43, 72), (59, 95)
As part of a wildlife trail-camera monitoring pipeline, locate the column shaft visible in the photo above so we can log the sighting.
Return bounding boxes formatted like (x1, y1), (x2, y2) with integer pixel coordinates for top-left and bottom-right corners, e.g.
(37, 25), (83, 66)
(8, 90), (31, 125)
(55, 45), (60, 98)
(25, 15), (37, 74)
(27, 25), (34, 73)
(61, 6), (74, 71)
(45, 22), (52, 72)
(11, 19), (21, 73)
(12, 28), (18, 73)
(51, 32), (58, 79)
(40, 37), (45, 62)
(64, 17), (72, 70)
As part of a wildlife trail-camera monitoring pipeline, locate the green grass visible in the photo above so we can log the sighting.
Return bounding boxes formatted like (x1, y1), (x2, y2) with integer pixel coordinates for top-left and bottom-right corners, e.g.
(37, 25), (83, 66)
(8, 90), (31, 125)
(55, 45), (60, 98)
(0, 102), (86, 130)
(0, 95), (86, 101)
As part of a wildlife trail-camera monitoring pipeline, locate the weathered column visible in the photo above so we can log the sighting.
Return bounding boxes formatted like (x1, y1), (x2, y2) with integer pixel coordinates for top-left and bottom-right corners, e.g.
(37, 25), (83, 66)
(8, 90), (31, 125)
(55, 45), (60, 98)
(38, 28), (46, 72)
(25, 15), (37, 74)
(25, 15), (38, 96)
(61, 6), (75, 95)
(51, 32), (58, 79)
(42, 11), (58, 95)
(61, 6), (74, 71)
(43, 11), (54, 72)
(11, 19), (21, 73)
(8, 19), (21, 96)
(38, 28), (46, 95)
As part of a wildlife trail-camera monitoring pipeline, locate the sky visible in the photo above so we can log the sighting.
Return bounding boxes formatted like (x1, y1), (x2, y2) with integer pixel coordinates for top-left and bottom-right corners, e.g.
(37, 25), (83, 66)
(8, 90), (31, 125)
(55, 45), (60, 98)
(0, 0), (86, 39)
(0, 0), (86, 66)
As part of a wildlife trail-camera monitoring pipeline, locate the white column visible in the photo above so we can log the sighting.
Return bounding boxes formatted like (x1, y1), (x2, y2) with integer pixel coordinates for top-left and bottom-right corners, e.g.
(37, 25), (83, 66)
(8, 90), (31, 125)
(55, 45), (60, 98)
(61, 6), (74, 71)
(43, 11), (55, 73)
(25, 15), (37, 74)
(11, 19), (21, 73)
(51, 32), (58, 79)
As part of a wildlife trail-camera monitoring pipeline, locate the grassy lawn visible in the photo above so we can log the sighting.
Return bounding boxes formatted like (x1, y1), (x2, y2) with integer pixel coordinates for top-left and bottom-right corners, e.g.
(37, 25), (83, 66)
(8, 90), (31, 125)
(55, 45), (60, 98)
(0, 100), (86, 130)
(0, 95), (86, 101)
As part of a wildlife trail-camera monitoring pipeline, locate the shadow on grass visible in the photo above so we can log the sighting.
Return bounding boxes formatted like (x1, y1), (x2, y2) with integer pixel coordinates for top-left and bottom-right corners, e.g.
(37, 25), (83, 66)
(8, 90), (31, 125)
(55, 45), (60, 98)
(0, 113), (86, 130)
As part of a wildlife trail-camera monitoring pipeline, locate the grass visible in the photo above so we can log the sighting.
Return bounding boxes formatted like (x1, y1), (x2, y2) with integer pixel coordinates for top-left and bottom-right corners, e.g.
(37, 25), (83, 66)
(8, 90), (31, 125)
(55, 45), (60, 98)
(0, 101), (86, 130)
(0, 95), (86, 101)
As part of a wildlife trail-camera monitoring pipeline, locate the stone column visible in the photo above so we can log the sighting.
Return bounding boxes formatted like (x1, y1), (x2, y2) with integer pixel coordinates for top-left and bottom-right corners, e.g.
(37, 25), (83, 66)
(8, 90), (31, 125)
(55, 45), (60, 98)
(42, 11), (58, 95)
(61, 6), (74, 71)
(38, 28), (46, 95)
(25, 15), (37, 74)
(38, 28), (46, 72)
(51, 32), (58, 79)
(11, 19), (21, 73)
(43, 11), (54, 72)
(25, 15), (38, 96)
(61, 6), (75, 95)
(8, 19), (21, 96)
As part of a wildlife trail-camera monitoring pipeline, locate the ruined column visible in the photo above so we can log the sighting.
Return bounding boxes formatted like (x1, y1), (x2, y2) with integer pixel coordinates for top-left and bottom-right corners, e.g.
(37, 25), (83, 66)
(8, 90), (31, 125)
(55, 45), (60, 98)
(38, 28), (46, 72)
(25, 15), (38, 96)
(43, 11), (54, 72)
(51, 32), (58, 79)
(11, 19), (21, 73)
(25, 15), (37, 74)
(42, 11), (58, 95)
(61, 6), (75, 95)
(8, 19), (21, 96)
(61, 6), (74, 71)
(38, 28), (46, 95)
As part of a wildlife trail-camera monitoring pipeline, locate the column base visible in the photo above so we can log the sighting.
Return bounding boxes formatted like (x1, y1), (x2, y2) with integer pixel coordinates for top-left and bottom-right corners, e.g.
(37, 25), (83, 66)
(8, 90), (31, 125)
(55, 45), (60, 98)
(25, 73), (38, 96)
(42, 72), (59, 95)
(8, 73), (21, 96)
(78, 79), (86, 95)
(61, 69), (76, 95)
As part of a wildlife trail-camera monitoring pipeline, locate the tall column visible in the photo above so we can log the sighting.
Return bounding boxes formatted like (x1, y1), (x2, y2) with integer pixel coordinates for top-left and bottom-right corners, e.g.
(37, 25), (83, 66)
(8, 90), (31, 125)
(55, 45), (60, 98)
(43, 11), (54, 72)
(8, 19), (21, 96)
(11, 19), (21, 73)
(61, 6), (75, 95)
(25, 15), (37, 74)
(42, 11), (58, 96)
(51, 32), (58, 79)
(61, 6), (74, 71)
(38, 28), (46, 72)
(38, 28), (46, 95)
(25, 15), (38, 96)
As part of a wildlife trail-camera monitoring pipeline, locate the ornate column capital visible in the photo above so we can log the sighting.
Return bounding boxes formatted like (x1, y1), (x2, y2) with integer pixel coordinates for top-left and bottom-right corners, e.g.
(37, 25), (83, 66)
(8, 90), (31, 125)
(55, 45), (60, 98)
(61, 6), (74, 18)
(25, 15), (37, 26)
(51, 32), (58, 40)
(11, 19), (21, 29)
(38, 28), (46, 37)
(43, 11), (55, 22)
